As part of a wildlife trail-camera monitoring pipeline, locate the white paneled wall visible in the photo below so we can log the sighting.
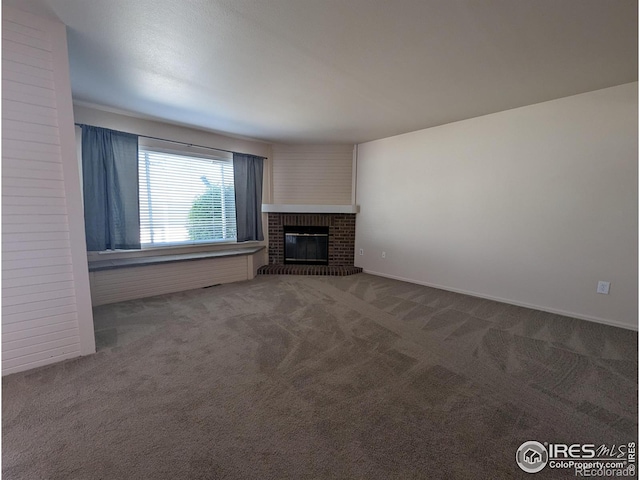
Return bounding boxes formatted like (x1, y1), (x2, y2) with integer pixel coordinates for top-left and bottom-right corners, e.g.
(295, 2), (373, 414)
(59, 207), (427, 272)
(272, 144), (354, 205)
(2, 7), (95, 375)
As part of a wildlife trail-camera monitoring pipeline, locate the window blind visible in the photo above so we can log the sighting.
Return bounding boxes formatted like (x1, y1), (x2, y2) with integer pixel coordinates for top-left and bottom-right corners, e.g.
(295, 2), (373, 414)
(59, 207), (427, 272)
(138, 149), (236, 246)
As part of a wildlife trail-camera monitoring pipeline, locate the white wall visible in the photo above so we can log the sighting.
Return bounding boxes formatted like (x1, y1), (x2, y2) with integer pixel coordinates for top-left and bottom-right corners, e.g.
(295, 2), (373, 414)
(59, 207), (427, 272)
(2, 7), (96, 375)
(271, 144), (354, 205)
(355, 83), (638, 329)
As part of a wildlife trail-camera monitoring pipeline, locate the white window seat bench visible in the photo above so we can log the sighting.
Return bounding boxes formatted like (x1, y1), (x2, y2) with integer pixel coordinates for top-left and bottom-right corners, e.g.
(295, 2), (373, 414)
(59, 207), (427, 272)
(87, 246), (266, 306)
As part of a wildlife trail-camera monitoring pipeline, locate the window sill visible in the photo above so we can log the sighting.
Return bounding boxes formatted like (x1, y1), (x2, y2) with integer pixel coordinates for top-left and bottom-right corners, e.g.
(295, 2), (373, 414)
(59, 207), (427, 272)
(95, 240), (239, 254)
(87, 240), (265, 262)
(88, 246), (265, 272)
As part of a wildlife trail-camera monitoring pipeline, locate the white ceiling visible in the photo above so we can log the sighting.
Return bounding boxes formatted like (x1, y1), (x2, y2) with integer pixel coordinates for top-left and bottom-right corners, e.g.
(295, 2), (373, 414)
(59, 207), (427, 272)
(6, 0), (638, 144)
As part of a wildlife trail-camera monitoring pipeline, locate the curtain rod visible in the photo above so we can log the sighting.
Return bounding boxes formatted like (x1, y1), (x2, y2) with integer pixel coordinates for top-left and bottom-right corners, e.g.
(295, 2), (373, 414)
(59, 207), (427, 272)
(75, 123), (267, 159)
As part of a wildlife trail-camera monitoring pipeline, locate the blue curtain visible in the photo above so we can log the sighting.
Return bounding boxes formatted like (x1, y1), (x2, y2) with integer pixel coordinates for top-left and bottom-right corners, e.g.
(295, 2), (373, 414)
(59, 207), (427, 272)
(233, 153), (264, 242)
(81, 125), (140, 250)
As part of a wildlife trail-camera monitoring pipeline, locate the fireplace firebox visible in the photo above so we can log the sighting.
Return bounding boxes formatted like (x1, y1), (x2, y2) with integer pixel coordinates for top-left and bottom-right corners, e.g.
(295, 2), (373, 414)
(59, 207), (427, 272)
(284, 226), (329, 265)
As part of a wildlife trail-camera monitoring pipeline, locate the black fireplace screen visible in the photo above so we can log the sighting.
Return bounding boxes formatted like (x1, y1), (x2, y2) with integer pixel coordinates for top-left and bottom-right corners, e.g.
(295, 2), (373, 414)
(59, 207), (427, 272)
(284, 226), (329, 265)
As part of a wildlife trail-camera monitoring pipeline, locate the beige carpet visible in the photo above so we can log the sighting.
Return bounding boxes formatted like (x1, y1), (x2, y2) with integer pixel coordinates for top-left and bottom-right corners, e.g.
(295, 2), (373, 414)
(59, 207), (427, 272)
(3, 273), (637, 479)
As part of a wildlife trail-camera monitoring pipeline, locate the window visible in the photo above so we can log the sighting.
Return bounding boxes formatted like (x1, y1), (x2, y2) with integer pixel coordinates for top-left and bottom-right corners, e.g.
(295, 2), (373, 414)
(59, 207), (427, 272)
(138, 148), (236, 246)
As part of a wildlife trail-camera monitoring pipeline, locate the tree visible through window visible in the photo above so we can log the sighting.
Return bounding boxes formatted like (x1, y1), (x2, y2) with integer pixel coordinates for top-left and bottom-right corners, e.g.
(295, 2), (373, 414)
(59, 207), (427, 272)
(187, 179), (236, 241)
(138, 149), (236, 246)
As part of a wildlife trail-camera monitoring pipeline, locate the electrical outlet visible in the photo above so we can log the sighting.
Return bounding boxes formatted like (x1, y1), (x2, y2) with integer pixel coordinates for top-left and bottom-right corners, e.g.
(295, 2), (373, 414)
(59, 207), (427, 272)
(359, 248), (364, 256)
(382, 251), (386, 259)
(596, 281), (610, 295)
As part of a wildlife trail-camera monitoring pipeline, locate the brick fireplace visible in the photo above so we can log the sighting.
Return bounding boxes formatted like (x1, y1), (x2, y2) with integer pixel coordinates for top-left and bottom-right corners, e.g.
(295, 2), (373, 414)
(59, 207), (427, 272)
(258, 213), (362, 276)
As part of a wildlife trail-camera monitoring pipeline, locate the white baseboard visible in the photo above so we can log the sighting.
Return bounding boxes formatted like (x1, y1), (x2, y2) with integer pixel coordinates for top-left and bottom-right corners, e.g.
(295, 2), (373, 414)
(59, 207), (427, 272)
(362, 269), (638, 331)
